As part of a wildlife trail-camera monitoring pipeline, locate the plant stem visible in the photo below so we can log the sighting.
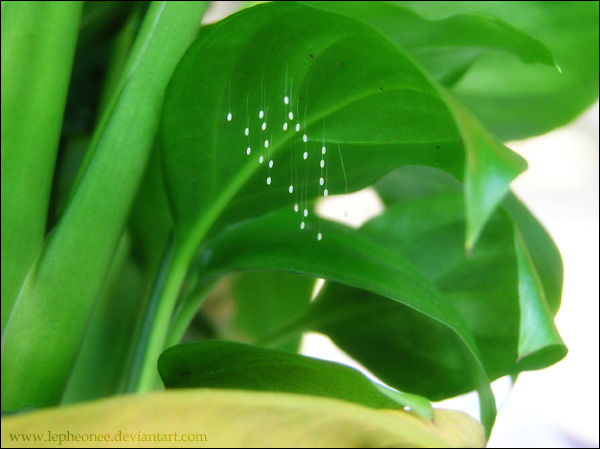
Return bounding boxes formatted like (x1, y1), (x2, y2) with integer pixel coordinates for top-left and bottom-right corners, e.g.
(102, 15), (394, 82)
(133, 237), (189, 392)
(165, 277), (218, 348)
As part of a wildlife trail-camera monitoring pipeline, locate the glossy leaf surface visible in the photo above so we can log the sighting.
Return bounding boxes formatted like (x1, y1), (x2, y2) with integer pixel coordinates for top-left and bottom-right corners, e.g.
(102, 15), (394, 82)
(161, 1), (525, 258)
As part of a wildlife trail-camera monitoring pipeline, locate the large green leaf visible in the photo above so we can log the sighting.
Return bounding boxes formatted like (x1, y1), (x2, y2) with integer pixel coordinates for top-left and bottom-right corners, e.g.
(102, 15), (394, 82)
(1, 1), (82, 332)
(305, 1), (557, 87)
(0, 391), (485, 448)
(161, 2), (525, 250)
(162, 2), (461, 238)
(397, 1), (599, 140)
(159, 341), (432, 417)
(1, 1), (208, 412)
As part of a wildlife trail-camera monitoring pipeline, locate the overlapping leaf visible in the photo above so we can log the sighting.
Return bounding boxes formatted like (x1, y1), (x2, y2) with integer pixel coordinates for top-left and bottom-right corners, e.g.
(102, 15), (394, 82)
(304, 1), (557, 87)
(189, 206), (496, 435)
(374, 166), (566, 371)
(287, 166), (565, 410)
(1, 2), (82, 332)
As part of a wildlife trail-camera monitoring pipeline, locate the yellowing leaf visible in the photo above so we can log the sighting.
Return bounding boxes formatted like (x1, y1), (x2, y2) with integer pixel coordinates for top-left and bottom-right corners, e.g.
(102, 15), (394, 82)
(1, 390), (484, 448)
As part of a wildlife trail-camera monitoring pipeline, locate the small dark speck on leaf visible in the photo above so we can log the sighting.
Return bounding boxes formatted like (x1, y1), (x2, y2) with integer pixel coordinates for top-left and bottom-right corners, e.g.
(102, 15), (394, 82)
(435, 145), (440, 149)
(379, 87), (383, 90)
(460, 137), (464, 147)
(182, 371), (190, 377)
(309, 54), (314, 59)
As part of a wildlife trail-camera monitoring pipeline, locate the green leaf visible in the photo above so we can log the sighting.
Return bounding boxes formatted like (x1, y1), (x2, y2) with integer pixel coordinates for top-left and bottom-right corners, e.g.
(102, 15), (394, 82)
(376, 167), (563, 316)
(0, 390), (485, 448)
(1, 1), (208, 412)
(1, 1), (83, 332)
(161, 2), (526, 259)
(502, 193), (563, 315)
(304, 1), (558, 87)
(231, 272), (314, 352)
(396, 1), (599, 140)
(442, 91), (527, 249)
(159, 340), (432, 418)
(513, 230), (567, 371)
(146, 0), (469, 393)
(162, 2), (462, 237)
(374, 165), (566, 371)
(192, 207), (496, 436)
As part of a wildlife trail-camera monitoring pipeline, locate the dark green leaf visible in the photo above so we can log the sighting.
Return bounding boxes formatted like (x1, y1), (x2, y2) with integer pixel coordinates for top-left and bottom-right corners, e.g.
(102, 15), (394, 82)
(307, 193), (520, 399)
(377, 167), (563, 316)
(159, 340), (432, 418)
(502, 193), (563, 315)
